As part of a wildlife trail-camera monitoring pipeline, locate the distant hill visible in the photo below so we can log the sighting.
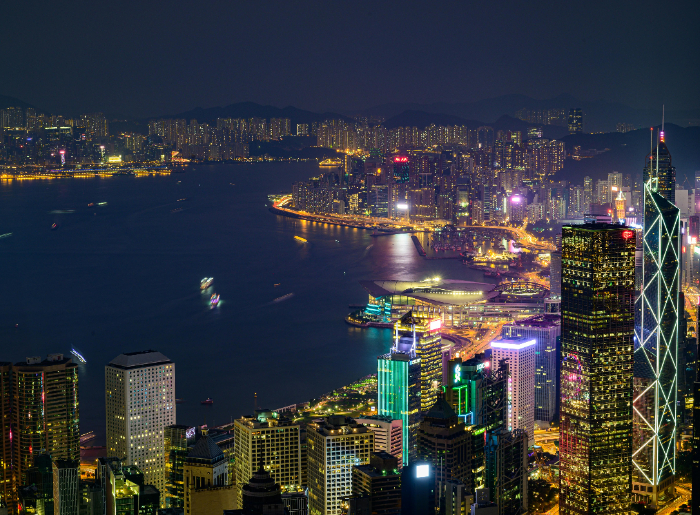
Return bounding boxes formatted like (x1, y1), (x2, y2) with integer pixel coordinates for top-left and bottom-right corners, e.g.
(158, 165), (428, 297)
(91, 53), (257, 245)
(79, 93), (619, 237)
(168, 101), (352, 125)
(0, 94), (39, 111)
(362, 95), (700, 133)
(554, 124), (700, 186)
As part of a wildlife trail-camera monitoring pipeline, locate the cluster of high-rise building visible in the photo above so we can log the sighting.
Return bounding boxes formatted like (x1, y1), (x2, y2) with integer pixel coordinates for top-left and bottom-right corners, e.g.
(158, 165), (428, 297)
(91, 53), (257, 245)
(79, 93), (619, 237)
(2, 116), (699, 515)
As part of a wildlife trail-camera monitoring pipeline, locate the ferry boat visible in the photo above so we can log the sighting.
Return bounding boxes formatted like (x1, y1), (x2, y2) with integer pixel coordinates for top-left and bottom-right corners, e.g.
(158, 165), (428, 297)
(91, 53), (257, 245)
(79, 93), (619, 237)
(294, 236), (307, 243)
(201, 398), (214, 405)
(200, 277), (214, 290)
(273, 293), (294, 303)
(319, 158), (342, 167)
(70, 349), (87, 364)
(51, 223), (58, 230)
(210, 293), (220, 307)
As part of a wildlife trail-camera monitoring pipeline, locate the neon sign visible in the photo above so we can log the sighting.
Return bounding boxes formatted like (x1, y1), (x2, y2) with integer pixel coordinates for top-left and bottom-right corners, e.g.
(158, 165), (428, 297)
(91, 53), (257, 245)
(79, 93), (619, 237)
(394, 157), (408, 163)
(429, 319), (441, 331)
(622, 230), (634, 239)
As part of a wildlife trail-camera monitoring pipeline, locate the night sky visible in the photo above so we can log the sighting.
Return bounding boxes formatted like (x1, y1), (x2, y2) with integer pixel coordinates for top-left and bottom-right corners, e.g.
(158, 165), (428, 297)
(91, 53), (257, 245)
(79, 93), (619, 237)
(4, 0), (700, 117)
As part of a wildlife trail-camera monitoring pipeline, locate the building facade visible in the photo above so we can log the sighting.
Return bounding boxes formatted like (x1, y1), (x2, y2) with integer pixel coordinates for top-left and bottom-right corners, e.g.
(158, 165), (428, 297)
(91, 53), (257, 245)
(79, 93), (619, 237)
(502, 314), (561, 423)
(633, 132), (680, 505)
(307, 416), (373, 515)
(559, 223), (635, 515)
(233, 410), (302, 506)
(490, 338), (536, 445)
(105, 350), (176, 504)
(354, 416), (403, 467)
(377, 349), (420, 465)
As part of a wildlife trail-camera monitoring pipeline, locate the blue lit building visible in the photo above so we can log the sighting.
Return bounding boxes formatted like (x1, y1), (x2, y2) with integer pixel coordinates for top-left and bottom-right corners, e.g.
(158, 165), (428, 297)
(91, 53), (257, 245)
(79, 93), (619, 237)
(502, 314), (561, 423)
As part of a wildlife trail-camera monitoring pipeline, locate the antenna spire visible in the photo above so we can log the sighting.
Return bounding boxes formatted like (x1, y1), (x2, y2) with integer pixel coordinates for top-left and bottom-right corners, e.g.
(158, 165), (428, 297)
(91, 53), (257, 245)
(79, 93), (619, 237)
(660, 106), (666, 143)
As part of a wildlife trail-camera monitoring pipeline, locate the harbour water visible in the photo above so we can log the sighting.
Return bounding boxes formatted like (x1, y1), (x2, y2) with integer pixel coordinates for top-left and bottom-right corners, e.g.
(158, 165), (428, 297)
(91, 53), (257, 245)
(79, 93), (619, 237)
(0, 163), (491, 441)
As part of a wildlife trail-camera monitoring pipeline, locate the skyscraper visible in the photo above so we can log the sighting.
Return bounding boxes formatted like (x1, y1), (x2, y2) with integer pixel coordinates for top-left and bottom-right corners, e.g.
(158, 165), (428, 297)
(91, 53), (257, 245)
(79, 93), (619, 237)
(484, 429), (528, 515)
(643, 129), (676, 205)
(559, 223), (635, 515)
(633, 130), (680, 505)
(502, 314), (561, 423)
(12, 354), (80, 509)
(350, 452), (402, 515)
(105, 350), (176, 504)
(393, 311), (443, 413)
(165, 425), (194, 509)
(416, 396), (471, 489)
(307, 416), (373, 515)
(377, 334), (420, 465)
(233, 410), (303, 506)
(490, 338), (536, 445)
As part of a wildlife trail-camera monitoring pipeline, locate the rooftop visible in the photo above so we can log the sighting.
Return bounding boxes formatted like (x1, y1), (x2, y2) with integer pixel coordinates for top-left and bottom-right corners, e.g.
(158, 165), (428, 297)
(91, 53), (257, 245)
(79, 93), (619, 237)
(108, 350), (172, 369)
(509, 314), (561, 328)
(360, 279), (499, 306)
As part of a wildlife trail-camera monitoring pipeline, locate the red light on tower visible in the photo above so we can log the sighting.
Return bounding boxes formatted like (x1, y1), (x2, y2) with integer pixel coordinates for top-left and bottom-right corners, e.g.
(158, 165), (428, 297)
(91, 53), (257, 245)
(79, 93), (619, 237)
(622, 230), (634, 239)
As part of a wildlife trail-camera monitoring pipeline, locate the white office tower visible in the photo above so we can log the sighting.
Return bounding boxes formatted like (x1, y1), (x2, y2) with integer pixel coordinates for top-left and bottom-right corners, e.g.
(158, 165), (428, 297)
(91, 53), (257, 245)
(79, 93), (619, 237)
(355, 416), (403, 466)
(106, 350), (176, 504)
(490, 338), (535, 446)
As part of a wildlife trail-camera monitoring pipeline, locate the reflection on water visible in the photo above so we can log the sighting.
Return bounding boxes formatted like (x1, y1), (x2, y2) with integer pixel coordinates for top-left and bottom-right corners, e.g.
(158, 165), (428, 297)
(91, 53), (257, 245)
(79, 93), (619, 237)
(0, 163), (492, 440)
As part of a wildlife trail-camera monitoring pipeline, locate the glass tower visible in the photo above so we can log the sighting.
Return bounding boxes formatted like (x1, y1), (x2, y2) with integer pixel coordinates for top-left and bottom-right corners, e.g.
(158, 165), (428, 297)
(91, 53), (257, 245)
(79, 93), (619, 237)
(378, 337), (421, 465)
(393, 311), (442, 413)
(559, 223), (635, 515)
(633, 132), (680, 505)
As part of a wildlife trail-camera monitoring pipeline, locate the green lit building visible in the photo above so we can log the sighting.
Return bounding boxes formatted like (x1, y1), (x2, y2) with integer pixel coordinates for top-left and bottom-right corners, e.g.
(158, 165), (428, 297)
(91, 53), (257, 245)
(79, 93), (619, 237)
(377, 347), (420, 466)
(633, 131), (680, 506)
(444, 356), (508, 493)
(559, 223), (635, 515)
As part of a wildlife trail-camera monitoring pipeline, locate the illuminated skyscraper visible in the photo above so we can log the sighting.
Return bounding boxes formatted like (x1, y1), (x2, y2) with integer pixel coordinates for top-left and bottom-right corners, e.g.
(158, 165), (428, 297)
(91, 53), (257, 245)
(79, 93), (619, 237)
(233, 410), (303, 506)
(106, 350), (176, 505)
(416, 396), (471, 488)
(490, 338), (535, 445)
(12, 355), (80, 508)
(164, 425), (194, 509)
(559, 223), (635, 515)
(633, 130), (680, 505)
(502, 314), (561, 423)
(643, 129), (676, 205)
(377, 343), (420, 465)
(393, 311), (443, 413)
(307, 416), (373, 515)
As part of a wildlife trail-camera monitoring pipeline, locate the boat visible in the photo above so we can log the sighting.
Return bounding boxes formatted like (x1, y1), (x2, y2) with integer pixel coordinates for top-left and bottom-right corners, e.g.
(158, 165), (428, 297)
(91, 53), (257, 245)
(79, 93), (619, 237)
(70, 349), (86, 364)
(319, 158), (342, 167)
(273, 293), (294, 303)
(176, 398), (185, 404)
(210, 293), (220, 307)
(274, 283), (281, 287)
(201, 398), (214, 405)
(294, 236), (307, 243)
(200, 277), (214, 290)
(51, 223), (58, 230)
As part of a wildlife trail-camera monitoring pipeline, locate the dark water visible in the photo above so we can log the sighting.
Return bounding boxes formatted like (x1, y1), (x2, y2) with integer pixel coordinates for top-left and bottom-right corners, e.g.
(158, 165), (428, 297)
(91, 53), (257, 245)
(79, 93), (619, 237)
(0, 163), (488, 441)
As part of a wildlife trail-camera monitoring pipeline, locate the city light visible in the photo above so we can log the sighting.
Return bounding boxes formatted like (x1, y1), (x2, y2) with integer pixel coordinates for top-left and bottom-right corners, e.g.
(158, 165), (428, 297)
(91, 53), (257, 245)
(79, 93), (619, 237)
(491, 338), (536, 350)
(416, 464), (429, 478)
